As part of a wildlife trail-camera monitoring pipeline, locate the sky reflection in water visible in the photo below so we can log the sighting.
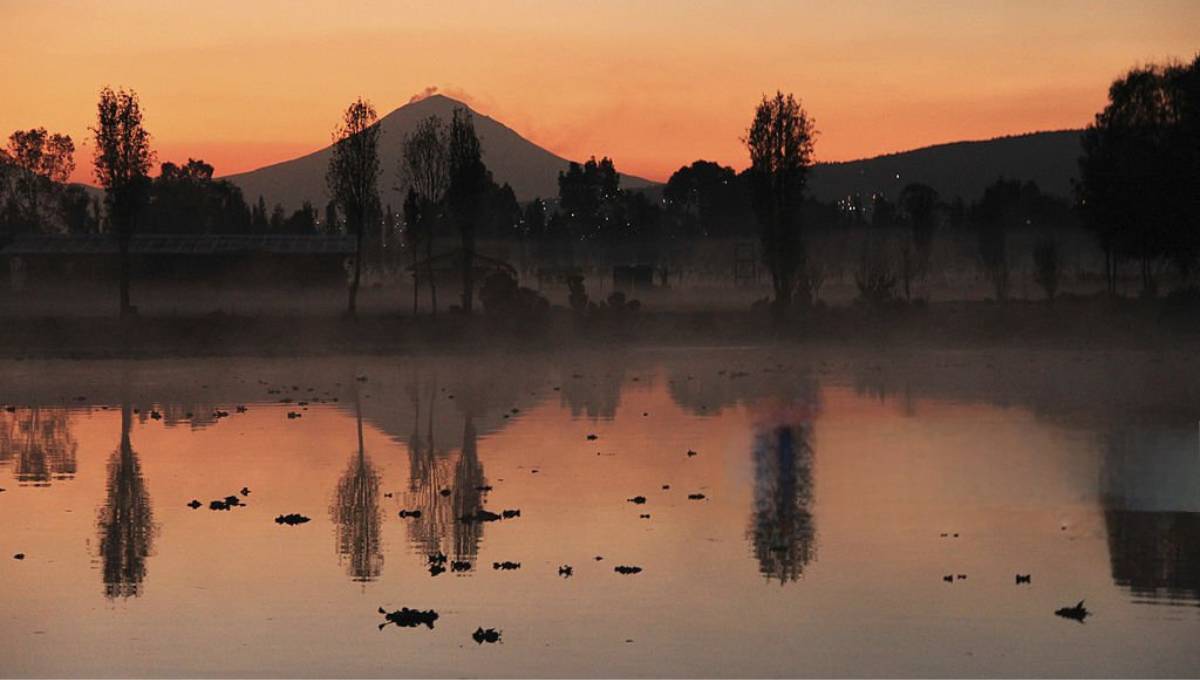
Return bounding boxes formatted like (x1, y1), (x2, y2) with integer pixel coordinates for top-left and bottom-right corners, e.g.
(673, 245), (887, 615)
(1, 347), (1198, 677)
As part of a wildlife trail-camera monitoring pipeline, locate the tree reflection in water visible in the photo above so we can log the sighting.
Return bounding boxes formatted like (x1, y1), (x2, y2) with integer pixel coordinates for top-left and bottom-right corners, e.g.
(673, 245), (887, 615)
(0, 407), (78, 485)
(331, 394), (383, 582)
(748, 423), (816, 583)
(405, 374), (454, 559)
(450, 417), (485, 562)
(96, 402), (155, 599)
(402, 372), (488, 566)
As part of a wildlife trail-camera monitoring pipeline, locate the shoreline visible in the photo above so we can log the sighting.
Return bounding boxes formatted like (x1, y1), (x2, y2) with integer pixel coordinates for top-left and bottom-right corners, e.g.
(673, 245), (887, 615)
(1, 297), (1197, 360)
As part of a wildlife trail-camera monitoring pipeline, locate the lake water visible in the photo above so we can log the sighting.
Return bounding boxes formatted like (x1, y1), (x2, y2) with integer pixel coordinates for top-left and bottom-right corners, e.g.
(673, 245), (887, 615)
(1, 347), (1198, 677)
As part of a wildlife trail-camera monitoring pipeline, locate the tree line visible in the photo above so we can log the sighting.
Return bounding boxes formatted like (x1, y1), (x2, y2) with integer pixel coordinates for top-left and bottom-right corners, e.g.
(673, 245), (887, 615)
(1, 51), (1195, 319)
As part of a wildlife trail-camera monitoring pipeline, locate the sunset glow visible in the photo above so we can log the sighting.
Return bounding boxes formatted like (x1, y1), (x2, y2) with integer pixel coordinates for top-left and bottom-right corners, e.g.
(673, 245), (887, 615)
(1, 0), (1196, 184)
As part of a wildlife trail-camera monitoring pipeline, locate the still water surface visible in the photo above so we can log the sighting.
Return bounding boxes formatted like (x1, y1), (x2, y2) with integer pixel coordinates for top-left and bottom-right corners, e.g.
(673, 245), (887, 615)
(1, 347), (1198, 677)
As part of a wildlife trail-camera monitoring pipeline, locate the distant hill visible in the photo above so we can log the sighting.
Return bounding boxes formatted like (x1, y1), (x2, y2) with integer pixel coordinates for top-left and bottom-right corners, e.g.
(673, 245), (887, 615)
(222, 94), (655, 210)
(807, 130), (1083, 203)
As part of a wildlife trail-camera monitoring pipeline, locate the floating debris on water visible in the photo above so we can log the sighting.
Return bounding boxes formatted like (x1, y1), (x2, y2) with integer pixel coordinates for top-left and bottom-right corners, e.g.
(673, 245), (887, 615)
(378, 607), (438, 630)
(1055, 600), (1089, 622)
(274, 513), (310, 525)
(472, 627), (501, 644)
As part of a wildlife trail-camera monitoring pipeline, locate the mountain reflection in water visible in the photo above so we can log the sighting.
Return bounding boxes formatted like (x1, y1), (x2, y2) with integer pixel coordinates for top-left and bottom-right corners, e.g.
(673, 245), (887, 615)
(0, 349), (1198, 677)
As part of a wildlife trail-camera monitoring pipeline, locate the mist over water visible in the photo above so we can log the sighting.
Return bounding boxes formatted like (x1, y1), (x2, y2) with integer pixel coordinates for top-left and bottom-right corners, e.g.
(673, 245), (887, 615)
(1, 347), (1197, 677)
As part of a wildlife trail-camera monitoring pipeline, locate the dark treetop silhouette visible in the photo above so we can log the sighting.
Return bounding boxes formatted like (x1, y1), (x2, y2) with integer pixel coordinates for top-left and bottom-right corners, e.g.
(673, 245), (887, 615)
(326, 98), (382, 317)
(91, 87), (153, 318)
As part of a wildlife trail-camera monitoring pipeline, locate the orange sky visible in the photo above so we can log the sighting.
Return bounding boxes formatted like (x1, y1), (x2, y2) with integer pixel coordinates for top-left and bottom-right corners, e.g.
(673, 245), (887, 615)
(1, 0), (1197, 185)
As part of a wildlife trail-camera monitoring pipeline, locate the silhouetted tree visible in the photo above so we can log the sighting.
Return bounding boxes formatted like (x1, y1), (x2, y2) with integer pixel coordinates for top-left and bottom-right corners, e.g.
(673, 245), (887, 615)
(855, 234), (897, 306)
(323, 199), (340, 234)
(401, 115), (450, 316)
(97, 401), (155, 598)
(91, 87), (153, 318)
(744, 92), (817, 319)
(327, 98), (381, 317)
(484, 181), (521, 238)
(283, 200), (318, 234)
(977, 215), (1009, 301)
(379, 203), (398, 271)
(1033, 235), (1062, 301)
(522, 197), (546, 239)
(269, 203), (286, 232)
(403, 187), (422, 315)
(973, 178), (1031, 301)
(446, 108), (490, 314)
(144, 159), (251, 234)
(664, 160), (751, 237)
(557, 156), (620, 240)
(59, 184), (99, 234)
(899, 183), (938, 252)
(251, 195), (269, 232)
(1078, 55), (1200, 295)
(4, 128), (75, 232)
(897, 182), (938, 300)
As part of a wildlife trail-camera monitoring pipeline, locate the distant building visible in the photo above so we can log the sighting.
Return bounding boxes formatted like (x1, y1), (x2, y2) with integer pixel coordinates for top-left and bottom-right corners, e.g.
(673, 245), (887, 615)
(0, 233), (356, 290)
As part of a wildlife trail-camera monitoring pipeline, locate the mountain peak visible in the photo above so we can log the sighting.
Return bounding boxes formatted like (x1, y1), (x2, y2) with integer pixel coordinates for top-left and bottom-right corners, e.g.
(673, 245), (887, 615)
(392, 91), (480, 119)
(223, 94), (655, 209)
(397, 92), (465, 110)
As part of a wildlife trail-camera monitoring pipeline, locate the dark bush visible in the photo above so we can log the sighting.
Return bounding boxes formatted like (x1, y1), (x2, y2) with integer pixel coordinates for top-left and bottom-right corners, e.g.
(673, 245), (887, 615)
(479, 271), (550, 325)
